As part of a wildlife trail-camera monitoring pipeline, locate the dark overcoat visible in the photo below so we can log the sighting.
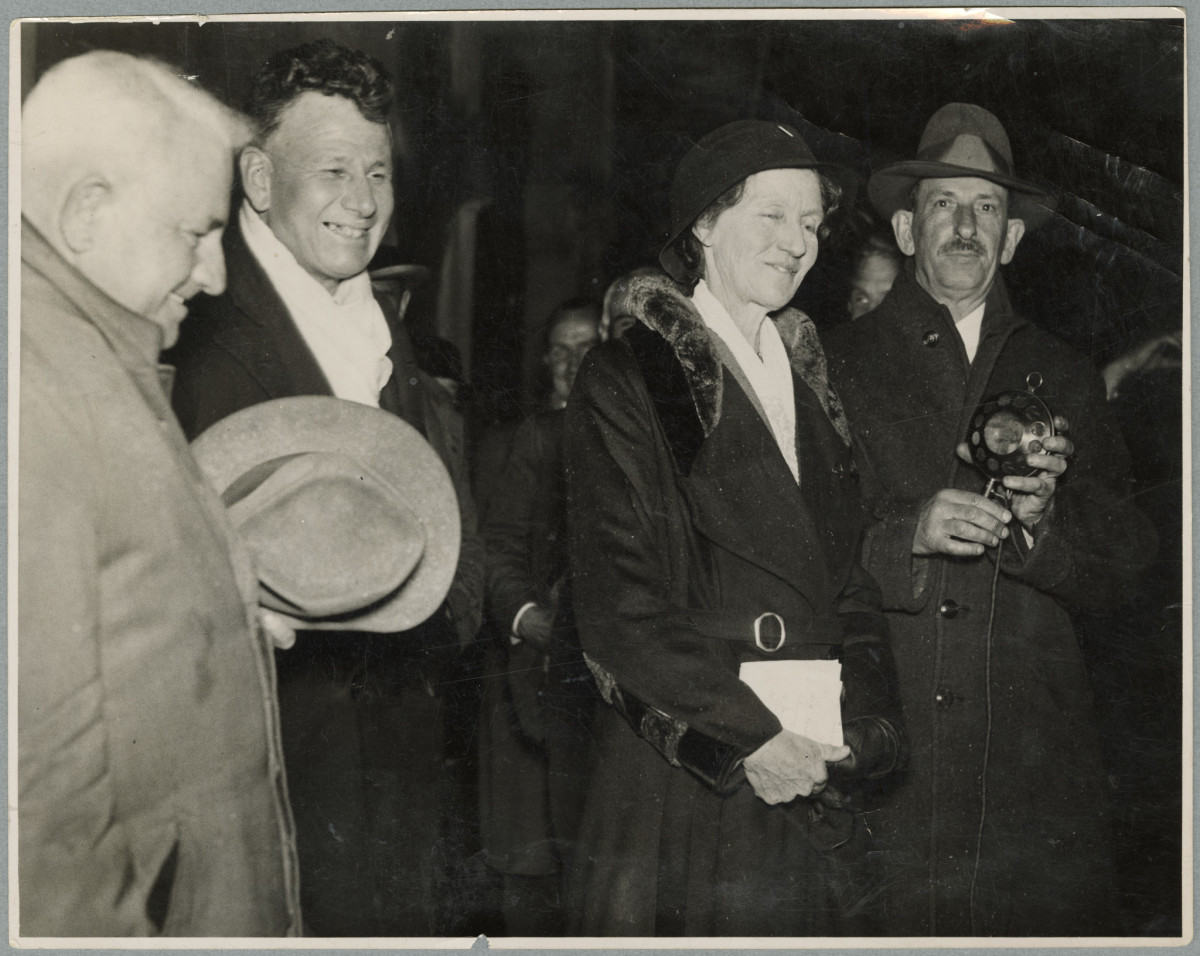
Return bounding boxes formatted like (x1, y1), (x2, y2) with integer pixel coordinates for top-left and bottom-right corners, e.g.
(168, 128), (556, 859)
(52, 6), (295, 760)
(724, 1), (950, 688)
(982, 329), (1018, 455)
(563, 274), (900, 936)
(166, 216), (483, 936)
(822, 263), (1157, 936)
(479, 407), (595, 881)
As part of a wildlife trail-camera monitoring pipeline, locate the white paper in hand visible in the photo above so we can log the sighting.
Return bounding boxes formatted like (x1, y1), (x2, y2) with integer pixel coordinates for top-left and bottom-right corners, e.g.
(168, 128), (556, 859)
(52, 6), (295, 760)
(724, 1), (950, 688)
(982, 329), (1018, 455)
(739, 660), (843, 746)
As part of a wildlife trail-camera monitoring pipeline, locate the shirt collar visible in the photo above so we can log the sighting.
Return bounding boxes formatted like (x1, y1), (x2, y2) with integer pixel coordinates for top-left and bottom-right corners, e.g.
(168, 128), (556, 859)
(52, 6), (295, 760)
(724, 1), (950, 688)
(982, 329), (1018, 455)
(954, 301), (986, 363)
(692, 279), (758, 357)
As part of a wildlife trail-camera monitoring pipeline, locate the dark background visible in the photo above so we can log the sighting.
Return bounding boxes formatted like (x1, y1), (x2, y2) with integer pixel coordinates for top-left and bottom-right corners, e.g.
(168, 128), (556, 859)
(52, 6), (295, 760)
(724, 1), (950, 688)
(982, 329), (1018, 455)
(20, 14), (1186, 936)
(23, 16), (1183, 414)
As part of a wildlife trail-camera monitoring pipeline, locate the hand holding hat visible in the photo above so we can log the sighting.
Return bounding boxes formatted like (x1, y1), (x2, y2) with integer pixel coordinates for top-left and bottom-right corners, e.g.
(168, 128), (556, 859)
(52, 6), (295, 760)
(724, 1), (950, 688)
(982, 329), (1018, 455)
(191, 396), (460, 634)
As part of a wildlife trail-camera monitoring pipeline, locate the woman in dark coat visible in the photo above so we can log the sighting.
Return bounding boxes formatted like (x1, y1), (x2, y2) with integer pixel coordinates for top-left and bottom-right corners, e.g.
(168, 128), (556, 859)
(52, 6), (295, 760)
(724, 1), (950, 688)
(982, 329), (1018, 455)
(562, 120), (906, 936)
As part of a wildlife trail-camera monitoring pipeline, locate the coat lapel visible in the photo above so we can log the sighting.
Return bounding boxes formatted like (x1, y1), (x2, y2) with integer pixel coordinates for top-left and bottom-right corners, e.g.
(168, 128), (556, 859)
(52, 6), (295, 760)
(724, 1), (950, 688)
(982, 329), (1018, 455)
(377, 314), (427, 431)
(223, 219), (333, 399)
(625, 274), (840, 596)
(683, 369), (829, 594)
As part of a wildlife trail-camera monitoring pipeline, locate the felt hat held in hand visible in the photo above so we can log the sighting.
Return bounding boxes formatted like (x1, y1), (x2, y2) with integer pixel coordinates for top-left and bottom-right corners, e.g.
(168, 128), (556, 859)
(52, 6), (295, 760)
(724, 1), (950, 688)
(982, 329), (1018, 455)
(191, 396), (460, 633)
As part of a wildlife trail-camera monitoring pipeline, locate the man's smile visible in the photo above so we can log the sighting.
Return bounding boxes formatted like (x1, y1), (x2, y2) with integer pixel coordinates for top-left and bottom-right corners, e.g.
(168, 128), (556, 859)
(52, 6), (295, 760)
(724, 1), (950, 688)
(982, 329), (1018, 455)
(325, 222), (371, 239)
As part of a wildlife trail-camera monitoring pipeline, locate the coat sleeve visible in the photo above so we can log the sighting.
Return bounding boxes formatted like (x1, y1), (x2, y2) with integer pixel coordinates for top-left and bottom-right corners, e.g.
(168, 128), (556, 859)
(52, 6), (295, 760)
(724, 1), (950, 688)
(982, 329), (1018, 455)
(852, 359), (1156, 616)
(851, 430), (932, 614)
(483, 416), (549, 633)
(418, 376), (485, 648)
(997, 365), (1157, 609)
(565, 349), (782, 756)
(834, 531), (907, 781)
(18, 386), (154, 936)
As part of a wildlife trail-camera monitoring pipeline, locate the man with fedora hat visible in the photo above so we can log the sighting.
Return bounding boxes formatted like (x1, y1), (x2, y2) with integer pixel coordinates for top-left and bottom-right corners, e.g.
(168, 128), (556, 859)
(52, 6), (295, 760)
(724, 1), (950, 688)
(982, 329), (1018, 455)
(167, 40), (483, 936)
(823, 103), (1155, 935)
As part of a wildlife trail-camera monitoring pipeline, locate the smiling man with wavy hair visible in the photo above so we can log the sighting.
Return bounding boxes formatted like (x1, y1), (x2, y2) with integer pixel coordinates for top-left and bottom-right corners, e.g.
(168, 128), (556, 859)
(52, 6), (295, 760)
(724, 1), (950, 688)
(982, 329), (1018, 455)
(167, 39), (484, 937)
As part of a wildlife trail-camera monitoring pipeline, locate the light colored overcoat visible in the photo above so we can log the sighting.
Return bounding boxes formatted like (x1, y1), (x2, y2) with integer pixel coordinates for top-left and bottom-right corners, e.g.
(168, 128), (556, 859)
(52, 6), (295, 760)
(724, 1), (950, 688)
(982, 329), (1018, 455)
(18, 220), (301, 937)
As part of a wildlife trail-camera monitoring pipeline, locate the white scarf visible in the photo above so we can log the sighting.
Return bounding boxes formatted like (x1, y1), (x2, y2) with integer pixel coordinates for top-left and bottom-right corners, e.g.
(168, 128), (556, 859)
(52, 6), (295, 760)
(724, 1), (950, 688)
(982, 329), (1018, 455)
(240, 201), (393, 407)
(692, 280), (799, 483)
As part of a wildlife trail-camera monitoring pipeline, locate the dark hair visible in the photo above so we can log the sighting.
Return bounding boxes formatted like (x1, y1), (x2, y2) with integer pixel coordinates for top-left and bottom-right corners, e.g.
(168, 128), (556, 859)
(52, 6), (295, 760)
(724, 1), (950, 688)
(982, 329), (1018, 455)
(672, 171), (843, 288)
(855, 229), (904, 268)
(544, 296), (602, 339)
(246, 39), (393, 142)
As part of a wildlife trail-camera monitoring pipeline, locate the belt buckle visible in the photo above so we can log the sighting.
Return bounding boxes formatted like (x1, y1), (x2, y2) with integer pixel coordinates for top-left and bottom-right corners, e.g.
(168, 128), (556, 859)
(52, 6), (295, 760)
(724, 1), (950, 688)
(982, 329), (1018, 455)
(754, 612), (786, 653)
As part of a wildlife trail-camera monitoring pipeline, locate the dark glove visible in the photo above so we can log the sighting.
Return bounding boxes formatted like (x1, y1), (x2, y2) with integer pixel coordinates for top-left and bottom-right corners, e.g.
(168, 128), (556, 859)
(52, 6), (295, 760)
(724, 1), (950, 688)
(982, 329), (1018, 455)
(831, 716), (905, 784)
(832, 638), (908, 787)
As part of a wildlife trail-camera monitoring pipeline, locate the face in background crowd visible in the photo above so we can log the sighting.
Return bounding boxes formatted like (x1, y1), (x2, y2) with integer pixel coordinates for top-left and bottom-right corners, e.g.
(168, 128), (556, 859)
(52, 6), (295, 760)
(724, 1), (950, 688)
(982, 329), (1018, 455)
(545, 309), (601, 407)
(693, 167), (824, 321)
(846, 249), (900, 320)
(72, 133), (233, 348)
(892, 175), (1025, 316)
(242, 91), (394, 293)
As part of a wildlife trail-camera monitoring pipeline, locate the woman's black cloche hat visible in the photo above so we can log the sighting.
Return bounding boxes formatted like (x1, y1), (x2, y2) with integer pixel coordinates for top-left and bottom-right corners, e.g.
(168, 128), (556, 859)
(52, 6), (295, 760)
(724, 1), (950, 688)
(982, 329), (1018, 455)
(660, 119), (858, 282)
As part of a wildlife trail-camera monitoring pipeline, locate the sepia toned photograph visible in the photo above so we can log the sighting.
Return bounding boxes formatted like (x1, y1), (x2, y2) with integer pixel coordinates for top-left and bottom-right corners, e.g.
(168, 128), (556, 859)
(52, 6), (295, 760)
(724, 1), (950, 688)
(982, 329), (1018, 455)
(10, 7), (1188, 945)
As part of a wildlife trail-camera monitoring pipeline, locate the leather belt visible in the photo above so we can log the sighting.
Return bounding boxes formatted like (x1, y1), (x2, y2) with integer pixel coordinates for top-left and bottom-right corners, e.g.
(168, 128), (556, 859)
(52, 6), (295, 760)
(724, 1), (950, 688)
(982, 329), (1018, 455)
(685, 608), (841, 657)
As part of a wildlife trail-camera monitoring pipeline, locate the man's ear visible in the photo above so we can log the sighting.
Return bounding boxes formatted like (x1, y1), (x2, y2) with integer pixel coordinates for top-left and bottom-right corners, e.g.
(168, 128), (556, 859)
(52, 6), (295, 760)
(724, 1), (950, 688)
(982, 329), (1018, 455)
(891, 209), (916, 257)
(239, 146), (273, 213)
(999, 217), (1026, 265)
(60, 177), (110, 254)
(691, 221), (714, 248)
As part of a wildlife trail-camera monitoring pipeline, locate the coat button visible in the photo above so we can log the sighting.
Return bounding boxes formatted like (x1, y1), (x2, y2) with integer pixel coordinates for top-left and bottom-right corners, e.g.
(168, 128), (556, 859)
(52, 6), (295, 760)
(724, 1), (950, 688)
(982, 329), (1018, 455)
(831, 460), (858, 480)
(934, 687), (956, 709)
(939, 599), (963, 619)
(922, 331), (940, 347)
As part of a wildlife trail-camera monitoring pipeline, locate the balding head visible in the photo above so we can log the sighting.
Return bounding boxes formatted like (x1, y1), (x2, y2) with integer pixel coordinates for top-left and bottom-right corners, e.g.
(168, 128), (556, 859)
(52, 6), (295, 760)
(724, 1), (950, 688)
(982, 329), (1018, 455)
(23, 51), (252, 346)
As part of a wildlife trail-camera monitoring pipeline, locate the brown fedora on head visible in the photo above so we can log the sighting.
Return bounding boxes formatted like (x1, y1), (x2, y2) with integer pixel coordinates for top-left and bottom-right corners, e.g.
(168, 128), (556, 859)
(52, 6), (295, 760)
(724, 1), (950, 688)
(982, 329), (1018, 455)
(868, 103), (1055, 227)
(191, 396), (460, 633)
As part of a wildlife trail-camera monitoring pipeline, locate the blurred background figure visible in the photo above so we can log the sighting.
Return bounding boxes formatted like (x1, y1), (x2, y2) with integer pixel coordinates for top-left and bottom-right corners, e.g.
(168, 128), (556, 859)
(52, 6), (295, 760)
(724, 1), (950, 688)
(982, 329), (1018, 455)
(1102, 329), (1182, 400)
(477, 297), (602, 935)
(414, 334), (469, 404)
(845, 229), (902, 319)
(1081, 326), (1183, 934)
(600, 264), (659, 339)
(470, 297), (601, 521)
(542, 298), (603, 408)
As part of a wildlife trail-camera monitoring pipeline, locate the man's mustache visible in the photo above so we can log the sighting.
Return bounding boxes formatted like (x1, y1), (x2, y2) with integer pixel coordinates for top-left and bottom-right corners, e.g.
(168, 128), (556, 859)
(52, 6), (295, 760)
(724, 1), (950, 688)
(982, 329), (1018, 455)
(940, 238), (985, 256)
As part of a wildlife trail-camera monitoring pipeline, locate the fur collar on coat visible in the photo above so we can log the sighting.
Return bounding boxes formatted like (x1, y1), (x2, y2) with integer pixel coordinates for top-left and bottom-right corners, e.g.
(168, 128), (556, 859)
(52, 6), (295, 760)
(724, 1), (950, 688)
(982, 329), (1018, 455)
(623, 273), (851, 448)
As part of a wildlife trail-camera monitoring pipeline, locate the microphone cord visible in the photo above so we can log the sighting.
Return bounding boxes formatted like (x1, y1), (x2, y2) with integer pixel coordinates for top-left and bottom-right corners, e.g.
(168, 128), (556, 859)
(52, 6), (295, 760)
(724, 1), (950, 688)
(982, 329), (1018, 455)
(969, 480), (1010, 934)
